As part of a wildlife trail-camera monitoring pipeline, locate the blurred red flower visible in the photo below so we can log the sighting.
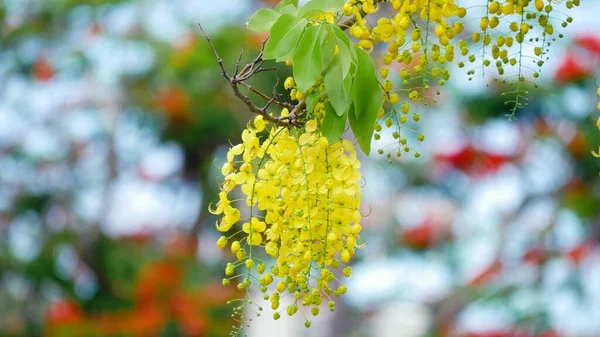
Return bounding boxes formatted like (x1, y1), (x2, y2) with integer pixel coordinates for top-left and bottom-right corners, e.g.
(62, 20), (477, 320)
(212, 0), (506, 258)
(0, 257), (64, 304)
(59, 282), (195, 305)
(535, 118), (553, 137)
(165, 233), (198, 258)
(155, 87), (192, 124)
(134, 261), (184, 301)
(402, 222), (434, 249)
(567, 130), (588, 158)
(567, 240), (596, 266)
(434, 145), (512, 177)
(465, 330), (527, 337)
(90, 22), (103, 35)
(45, 299), (84, 326)
(260, 0), (280, 6)
(468, 260), (503, 287)
(554, 54), (591, 84)
(246, 32), (270, 49)
(170, 291), (208, 336)
(33, 57), (55, 82)
(128, 302), (167, 337)
(401, 217), (451, 250)
(523, 246), (546, 266)
(537, 330), (560, 337)
(574, 34), (600, 55)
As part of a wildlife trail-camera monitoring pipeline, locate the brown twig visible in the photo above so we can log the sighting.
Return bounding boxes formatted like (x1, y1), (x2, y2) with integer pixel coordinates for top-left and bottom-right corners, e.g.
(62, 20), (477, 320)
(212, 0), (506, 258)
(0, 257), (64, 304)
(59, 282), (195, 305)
(199, 24), (229, 82)
(198, 24), (303, 127)
(239, 82), (294, 109)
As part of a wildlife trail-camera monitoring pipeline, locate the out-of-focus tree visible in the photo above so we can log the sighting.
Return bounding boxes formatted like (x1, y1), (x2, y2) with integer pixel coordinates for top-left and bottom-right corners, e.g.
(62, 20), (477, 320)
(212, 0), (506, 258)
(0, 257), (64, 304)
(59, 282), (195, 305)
(0, 0), (273, 335)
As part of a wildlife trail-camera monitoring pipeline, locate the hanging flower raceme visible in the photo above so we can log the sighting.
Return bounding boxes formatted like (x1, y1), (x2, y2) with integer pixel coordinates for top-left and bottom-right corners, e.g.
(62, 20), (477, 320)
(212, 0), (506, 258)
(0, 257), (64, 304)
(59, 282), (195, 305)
(211, 115), (364, 331)
(206, 0), (584, 334)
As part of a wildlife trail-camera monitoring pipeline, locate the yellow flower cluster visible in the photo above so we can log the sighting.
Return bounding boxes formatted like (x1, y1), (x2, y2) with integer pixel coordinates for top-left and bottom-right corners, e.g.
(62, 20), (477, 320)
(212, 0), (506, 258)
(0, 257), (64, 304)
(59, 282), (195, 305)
(341, 0), (580, 156)
(346, 0), (465, 99)
(343, 0), (465, 158)
(212, 115), (363, 327)
(472, 0), (578, 83)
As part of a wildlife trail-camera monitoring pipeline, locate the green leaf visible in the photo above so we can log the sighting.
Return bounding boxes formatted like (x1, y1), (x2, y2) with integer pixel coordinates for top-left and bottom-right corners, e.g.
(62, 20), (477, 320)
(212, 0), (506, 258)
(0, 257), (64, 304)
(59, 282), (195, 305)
(326, 23), (355, 75)
(347, 105), (371, 155)
(321, 102), (347, 144)
(298, 0), (346, 18)
(247, 9), (281, 33)
(292, 25), (325, 92)
(324, 55), (352, 116)
(320, 27), (353, 74)
(276, 0), (299, 10)
(343, 71), (353, 96)
(352, 47), (382, 119)
(349, 48), (383, 155)
(306, 90), (324, 116)
(278, 4), (297, 15)
(264, 15), (308, 61)
(321, 30), (337, 70)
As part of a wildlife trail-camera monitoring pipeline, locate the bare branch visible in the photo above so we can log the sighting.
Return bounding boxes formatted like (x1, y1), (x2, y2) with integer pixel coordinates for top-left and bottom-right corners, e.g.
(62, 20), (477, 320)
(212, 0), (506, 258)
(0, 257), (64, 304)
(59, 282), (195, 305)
(285, 100), (307, 124)
(239, 82), (294, 109)
(230, 80), (287, 125)
(199, 23), (302, 126)
(198, 24), (229, 81)
(235, 45), (246, 77)
(255, 67), (277, 73)
(271, 68), (281, 100)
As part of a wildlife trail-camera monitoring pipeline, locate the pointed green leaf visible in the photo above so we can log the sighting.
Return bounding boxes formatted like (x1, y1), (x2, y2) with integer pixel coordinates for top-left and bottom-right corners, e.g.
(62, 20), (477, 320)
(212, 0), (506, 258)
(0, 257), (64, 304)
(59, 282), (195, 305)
(293, 25), (325, 92)
(276, 0), (299, 10)
(343, 67), (353, 93)
(278, 4), (297, 15)
(247, 9), (281, 33)
(321, 102), (347, 144)
(264, 15), (307, 61)
(351, 47), (382, 119)
(321, 29), (337, 70)
(348, 104), (373, 155)
(298, 0), (347, 18)
(324, 55), (352, 116)
(347, 48), (382, 155)
(326, 23), (355, 75)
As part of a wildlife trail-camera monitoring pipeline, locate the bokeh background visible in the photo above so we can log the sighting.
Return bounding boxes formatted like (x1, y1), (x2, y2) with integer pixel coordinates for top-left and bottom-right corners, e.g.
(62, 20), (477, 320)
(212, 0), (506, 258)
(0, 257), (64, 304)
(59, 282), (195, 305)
(1, 0), (600, 336)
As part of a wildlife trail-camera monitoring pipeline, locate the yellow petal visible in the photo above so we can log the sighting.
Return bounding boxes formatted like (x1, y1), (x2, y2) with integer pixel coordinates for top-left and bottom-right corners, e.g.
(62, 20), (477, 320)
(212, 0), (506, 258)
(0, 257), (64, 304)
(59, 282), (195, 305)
(305, 120), (317, 133)
(249, 232), (262, 246)
(251, 218), (267, 232)
(221, 162), (233, 176)
(299, 132), (315, 145)
(216, 220), (232, 232)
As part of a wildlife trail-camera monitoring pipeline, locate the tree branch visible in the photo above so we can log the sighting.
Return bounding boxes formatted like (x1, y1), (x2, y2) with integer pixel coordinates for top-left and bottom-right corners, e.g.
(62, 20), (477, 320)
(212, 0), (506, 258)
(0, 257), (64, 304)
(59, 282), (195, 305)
(198, 24), (229, 81)
(239, 82), (294, 109)
(199, 24), (304, 127)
